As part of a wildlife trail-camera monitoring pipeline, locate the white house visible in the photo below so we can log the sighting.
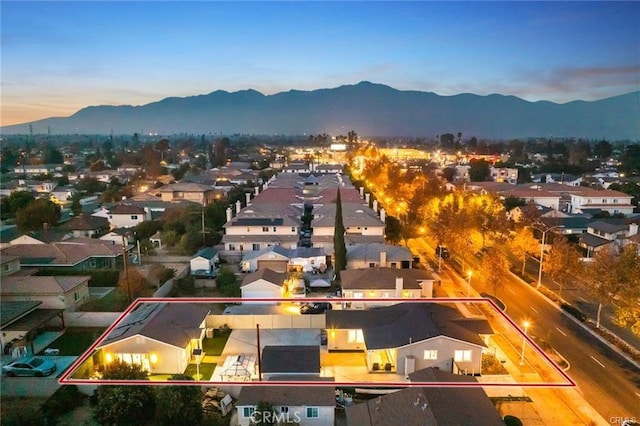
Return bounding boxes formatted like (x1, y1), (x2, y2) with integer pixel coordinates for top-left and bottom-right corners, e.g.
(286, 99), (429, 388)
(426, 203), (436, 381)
(347, 243), (413, 269)
(107, 204), (146, 228)
(326, 303), (491, 375)
(500, 188), (561, 210)
(568, 188), (635, 216)
(235, 382), (335, 426)
(190, 247), (219, 276)
(240, 268), (287, 303)
(240, 246), (328, 273)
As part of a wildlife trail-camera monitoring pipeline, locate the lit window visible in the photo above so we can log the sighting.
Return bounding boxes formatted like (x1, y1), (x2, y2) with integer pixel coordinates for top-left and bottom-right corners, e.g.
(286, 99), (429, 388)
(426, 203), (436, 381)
(423, 350), (438, 360)
(454, 350), (472, 362)
(348, 330), (364, 343)
(306, 407), (319, 418)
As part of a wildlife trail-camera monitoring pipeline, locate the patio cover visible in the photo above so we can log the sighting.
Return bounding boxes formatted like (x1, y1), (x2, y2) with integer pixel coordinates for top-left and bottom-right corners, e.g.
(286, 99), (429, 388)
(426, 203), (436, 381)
(220, 354), (256, 382)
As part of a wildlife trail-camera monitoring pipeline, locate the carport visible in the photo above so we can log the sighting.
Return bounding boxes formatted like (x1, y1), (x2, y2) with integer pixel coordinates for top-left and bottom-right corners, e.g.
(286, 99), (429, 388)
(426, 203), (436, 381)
(1, 307), (65, 355)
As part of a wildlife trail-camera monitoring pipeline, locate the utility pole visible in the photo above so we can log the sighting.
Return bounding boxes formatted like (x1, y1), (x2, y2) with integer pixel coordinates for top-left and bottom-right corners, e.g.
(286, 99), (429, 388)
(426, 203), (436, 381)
(256, 324), (262, 382)
(122, 236), (131, 304)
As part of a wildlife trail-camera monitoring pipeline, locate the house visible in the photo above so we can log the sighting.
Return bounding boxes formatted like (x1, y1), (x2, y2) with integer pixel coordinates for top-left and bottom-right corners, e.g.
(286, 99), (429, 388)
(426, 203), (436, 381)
(62, 213), (109, 238)
(260, 345), (320, 380)
(499, 188), (561, 210)
(578, 221), (639, 257)
(97, 303), (211, 375)
(235, 381), (335, 426)
(240, 245), (328, 273)
(340, 268), (434, 307)
(1, 240), (128, 270)
(345, 368), (504, 426)
(1, 254), (22, 277)
(190, 247), (219, 277)
(240, 268), (287, 302)
(1, 275), (90, 312)
(157, 182), (217, 206)
(489, 166), (518, 184)
(311, 202), (385, 250)
(347, 243), (413, 269)
(107, 204), (145, 229)
(568, 188), (635, 216)
(325, 303), (491, 375)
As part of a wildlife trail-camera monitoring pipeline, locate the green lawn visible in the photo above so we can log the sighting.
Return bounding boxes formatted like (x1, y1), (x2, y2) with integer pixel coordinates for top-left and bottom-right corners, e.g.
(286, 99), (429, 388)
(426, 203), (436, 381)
(184, 362), (216, 381)
(202, 330), (231, 356)
(39, 328), (107, 356)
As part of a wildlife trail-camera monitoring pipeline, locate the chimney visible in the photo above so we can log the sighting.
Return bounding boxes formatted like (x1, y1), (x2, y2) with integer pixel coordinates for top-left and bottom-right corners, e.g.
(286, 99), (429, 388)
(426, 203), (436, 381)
(380, 251), (387, 267)
(245, 192), (251, 205)
(373, 200), (378, 213)
(629, 223), (639, 237)
(359, 186), (364, 197)
(365, 193), (370, 205)
(235, 200), (242, 214)
(226, 207), (232, 222)
(254, 186), (259, 196)
(379, 208), (386, 223)
(395, 277), (403, 297)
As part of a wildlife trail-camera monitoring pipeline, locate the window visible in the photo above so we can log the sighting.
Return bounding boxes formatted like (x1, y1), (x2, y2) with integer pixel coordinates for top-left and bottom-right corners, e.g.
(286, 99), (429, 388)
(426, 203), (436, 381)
(229, 244), (236, 251)
(369, 262), (376, 268)
(306, 407), (319, 418)
(353, 292), (363, 298)
(291, 227), (296, 232)
(273, 227), (277, 232)
(423, 350), (438, 360)
(390, 262), (397, 268)
(348, 330), (364, 343)
(243, 407), (255, 418)
(280, 407), (289, 414)
(262, 227), (269, 232)
(131, 215), (138, 220)
(74, 292), (79, 301)
(252, 243), (260, 251)
(454, 350), (472, 362)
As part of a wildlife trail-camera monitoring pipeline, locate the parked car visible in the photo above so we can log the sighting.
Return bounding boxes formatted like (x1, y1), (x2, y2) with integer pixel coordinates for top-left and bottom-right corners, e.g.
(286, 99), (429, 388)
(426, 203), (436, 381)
(2, 356), (56, 377)
(435, 245), (450, 259)
(300, 302), (333, 314)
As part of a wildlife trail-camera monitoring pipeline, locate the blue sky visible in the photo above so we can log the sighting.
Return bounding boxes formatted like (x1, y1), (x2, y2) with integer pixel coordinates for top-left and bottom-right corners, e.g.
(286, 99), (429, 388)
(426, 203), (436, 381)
(2, 1), (639, 126)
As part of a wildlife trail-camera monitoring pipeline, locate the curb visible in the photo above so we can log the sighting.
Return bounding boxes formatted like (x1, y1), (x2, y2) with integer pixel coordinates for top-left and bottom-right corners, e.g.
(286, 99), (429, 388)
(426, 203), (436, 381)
(508, 271), (640, 372)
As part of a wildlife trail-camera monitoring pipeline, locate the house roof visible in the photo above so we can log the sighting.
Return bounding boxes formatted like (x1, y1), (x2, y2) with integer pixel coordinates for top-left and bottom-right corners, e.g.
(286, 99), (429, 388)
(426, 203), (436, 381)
(340, 268), (433, 290)
(346, 368), (504, 426)
(193, 247), (218, 260)
(588, 220), (629, 234)
(326, 303), (489, 350)
(579, 233), (613, 248)
(241, 268), (286, 287)
(347, 243), (413, 262)
(1, 242), (122, 266)
(0, 254), (21, 265)
(62, 214), (109, 231)
(1, 275), (90, 294)
(99, 303), (211, 349)
(108, 204), (145, 215)
(261, 345), (321, 374)
(158, 182), (213, 192)
(313, 203), (383, 228)
(236, 381), (335, 407)
(0, 301), (42, 328)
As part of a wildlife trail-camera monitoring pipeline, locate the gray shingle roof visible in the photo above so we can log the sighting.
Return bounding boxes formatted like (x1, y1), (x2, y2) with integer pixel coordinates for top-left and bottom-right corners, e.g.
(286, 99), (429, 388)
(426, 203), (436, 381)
(236, 381), (335, 407)
(241, 268), (287, 287)
(261, 345), (320, 374)
(340, 268), (433, 290)
(347, 243), (413, 262)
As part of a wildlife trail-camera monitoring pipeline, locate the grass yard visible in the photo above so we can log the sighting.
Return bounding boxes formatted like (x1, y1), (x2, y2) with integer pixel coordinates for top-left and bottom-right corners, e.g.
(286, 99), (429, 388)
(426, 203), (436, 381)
(184, 362), (217, 381)
(39, 328), (107, 356)
(202, 330), (231, 356)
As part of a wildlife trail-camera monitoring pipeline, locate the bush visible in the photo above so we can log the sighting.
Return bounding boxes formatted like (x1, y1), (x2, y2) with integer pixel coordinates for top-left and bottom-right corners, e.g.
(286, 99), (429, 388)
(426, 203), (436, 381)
(35, 269), (120, 287)
(561, 303), (587, 322)
(217, 267), (240, 297)
(175, 276), (196, 295)
(40, 385), (86, 424)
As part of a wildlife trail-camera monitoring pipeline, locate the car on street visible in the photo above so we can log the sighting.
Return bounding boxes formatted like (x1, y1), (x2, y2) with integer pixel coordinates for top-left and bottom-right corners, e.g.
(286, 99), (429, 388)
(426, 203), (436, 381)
(435, 245), (450, 259)
(300, 302), (333, 314)
(2, 356), (57, 377)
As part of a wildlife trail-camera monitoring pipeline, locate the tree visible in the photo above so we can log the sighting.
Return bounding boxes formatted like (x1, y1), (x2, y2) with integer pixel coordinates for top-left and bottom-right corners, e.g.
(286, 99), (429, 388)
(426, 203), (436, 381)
(384, 215), (402, 244)
(442, 166), (457, 183)
(155, 374), (203, 426)
(593, 139), (613, 159)
(119, 268), (149, 303)
(149, 264), (175, 286)
(619, 144), (640, 176)
(134, 220), (163, 240)
(94, 359), (156, 425)
(7, 190), (35, 214)
(333, 189), (347, 279)
(543, 236), (581, 301)
(70, 193), (83, 216)
(510, 227), (539, 275)
(468, 159), (490, 182)
(16, 198), (60, 233)
(217, 267), (240, 296)
(478, 249), (510, 296)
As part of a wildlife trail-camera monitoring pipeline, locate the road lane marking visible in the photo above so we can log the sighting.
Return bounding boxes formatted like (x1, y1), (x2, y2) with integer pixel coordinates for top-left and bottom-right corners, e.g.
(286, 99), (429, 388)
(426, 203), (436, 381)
(579, 296), (589, 303)
(555, 327), (567, 337)
(530, 306), (539, 314)
(636, 392), (640, 399)
(590, 356), (605, 368)
(508, 288), (516, 295)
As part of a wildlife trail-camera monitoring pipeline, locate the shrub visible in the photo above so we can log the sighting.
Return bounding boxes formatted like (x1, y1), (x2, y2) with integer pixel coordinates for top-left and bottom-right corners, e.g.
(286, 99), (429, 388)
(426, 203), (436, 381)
(175, 276), (196, 295)
(560, 303), (587, 322)
(40, 385), (86, 424)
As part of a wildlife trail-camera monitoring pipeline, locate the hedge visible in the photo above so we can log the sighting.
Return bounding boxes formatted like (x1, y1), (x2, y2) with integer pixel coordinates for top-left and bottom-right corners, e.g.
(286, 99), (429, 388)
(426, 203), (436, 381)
(35, 268), (120, 287)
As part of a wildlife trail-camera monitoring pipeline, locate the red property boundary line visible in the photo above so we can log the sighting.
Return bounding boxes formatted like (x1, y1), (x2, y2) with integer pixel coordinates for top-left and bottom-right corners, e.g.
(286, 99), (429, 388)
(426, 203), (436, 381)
(59, 297), (576, 388)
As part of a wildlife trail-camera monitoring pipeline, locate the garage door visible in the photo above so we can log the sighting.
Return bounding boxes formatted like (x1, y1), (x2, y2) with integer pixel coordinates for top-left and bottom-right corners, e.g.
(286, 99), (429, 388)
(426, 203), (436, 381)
(242, 290), (278, 304)
(257, 260), (288, 272)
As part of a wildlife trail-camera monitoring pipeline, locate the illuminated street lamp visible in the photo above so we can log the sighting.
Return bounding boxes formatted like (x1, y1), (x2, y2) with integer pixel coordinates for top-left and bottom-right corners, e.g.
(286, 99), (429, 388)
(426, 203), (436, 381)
(519, 321), (530, 366)
(529, 224), (564, 288)
(466, 270), (473, 298)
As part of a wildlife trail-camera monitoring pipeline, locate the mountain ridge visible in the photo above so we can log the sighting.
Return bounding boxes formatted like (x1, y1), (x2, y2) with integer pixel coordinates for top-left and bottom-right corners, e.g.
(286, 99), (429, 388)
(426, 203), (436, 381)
(2, 81), (638, 139)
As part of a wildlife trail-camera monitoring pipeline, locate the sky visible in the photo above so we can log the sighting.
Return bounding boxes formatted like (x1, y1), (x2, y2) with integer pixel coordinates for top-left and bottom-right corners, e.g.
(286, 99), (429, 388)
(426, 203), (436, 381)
(1, 1), (639, 126)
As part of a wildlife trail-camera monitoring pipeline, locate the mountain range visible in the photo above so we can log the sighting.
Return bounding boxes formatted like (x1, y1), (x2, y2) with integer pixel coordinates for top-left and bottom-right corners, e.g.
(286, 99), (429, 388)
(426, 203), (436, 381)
(2, 82), (638, 139)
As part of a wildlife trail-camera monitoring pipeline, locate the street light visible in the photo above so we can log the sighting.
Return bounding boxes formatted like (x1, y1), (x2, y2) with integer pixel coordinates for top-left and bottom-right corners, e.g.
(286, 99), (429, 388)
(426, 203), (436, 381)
(528, 224), (564, 288)
(520, 321), (530, 366)
(466, 270), (473, 298)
